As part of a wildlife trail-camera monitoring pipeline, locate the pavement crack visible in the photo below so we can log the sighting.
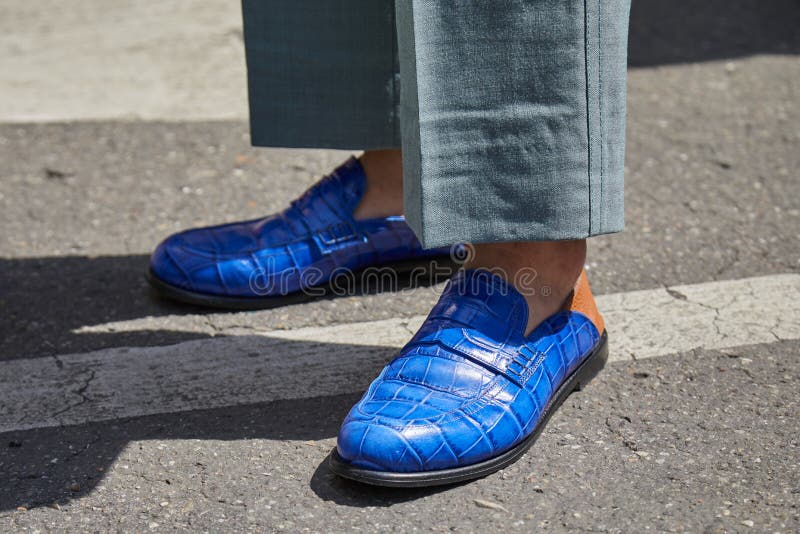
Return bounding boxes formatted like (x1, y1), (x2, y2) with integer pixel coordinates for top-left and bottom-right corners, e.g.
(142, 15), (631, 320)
(665, 287), (688, 301)
(195, 462), (210, 501)
(604, 415), (638, 452)
(202, 316), (225, 335)
(62, 432), (103, 463)
(769, 320), (785, 342)
(710, 306), (725, 339)
(665, 285), (727, 341)
(51, 368), (96, 420)
(399, 319), (417, 337)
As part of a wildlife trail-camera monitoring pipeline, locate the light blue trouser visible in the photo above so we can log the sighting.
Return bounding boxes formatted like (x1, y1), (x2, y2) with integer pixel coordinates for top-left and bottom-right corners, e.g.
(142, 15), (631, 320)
(243, 0), (630, 248)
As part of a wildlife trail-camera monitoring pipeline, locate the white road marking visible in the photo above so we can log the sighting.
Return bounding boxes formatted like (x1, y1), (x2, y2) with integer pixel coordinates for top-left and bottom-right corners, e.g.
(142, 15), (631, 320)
(1, 274), (798, 433)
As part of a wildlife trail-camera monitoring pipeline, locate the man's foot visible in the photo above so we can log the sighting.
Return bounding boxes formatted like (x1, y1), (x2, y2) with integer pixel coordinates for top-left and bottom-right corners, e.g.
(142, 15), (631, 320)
(353, 149), (403, 220)
(464, 240), (587, 334)
(147, 156), (453, 308)
(329, 268), (606, 487)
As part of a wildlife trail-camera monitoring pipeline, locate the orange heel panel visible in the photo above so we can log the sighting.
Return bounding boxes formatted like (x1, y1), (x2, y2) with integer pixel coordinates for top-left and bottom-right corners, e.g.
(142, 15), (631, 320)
(568, 270), (605, 334)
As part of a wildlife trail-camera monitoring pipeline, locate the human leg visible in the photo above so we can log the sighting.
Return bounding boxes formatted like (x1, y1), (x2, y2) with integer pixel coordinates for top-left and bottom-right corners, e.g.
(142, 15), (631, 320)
(331, 0), (631, 485)
(149, 2), (445, 307)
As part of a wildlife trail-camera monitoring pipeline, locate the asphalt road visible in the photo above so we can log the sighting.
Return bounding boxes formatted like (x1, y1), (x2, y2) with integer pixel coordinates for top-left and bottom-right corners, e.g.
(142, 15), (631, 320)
(1, 1), (798, 532)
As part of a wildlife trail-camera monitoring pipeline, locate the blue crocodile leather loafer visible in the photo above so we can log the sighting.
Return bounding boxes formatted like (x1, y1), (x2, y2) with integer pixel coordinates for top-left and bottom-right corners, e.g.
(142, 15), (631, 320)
(329, 268), (608, 487)
(147, 157), (454, 308)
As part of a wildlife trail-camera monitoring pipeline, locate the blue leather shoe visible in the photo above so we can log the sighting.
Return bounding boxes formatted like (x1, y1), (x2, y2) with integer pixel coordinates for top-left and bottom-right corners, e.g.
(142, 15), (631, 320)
(329, 268), (608, 487)
(147, 157), (454, 308)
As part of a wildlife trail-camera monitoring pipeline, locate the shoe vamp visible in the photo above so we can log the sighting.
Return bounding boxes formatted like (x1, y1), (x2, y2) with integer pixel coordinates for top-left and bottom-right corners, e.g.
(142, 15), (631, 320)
(177, 213), (304, 259)
(353, 343), (521, 425)
(346, 347), (538, 469)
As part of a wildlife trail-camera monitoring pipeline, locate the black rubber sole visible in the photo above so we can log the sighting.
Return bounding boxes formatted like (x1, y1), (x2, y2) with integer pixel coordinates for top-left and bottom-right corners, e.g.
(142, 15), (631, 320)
(146, 256), (457, 310)
(327, 331), (609, 488)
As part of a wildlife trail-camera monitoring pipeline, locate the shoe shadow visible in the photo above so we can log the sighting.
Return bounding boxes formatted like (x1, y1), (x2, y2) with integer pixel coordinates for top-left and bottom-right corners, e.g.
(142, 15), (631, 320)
(0, 392), (347, 510)
(0, 254), (451, 360)
(308, 462), (455, 507)
(0, 251), (459, 511)
(2, 374), (460, 511)
(1, 332), (437, 511)
(0, 255), (213, 359)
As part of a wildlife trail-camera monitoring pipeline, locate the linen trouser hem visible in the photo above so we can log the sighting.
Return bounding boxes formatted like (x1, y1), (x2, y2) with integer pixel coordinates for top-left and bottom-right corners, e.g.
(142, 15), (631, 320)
(416, 225), (625, 250)
(242, 0), (630, 248)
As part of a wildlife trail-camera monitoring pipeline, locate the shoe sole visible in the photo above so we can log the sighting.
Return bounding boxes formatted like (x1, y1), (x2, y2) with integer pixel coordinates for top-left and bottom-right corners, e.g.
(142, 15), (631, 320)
(327, 331), (609, 488)
(146, 256), (457, 310)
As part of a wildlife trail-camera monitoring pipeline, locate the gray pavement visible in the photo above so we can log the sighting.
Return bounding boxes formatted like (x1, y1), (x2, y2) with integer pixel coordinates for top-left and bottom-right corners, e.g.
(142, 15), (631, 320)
(1, 0), (799, 532)
(0, 0), (246, 121)
(3, 344), (799, 532)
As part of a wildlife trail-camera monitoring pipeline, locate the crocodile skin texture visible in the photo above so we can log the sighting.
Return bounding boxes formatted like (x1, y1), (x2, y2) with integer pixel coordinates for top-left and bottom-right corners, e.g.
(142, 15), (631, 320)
(149, 157), (449, 297)
(336, 269), (603, 473)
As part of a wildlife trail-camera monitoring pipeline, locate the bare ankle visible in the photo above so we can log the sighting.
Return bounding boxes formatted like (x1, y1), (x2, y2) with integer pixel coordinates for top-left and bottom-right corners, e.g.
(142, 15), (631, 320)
(353, 149), (404, 219)
(464, 240), (586, 335)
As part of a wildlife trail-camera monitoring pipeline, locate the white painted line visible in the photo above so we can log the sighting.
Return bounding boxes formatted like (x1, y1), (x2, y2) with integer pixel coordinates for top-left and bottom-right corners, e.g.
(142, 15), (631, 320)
(0, 0), (247, 122)
(602, 273), (799, 360)
(1, 274), (798, 433)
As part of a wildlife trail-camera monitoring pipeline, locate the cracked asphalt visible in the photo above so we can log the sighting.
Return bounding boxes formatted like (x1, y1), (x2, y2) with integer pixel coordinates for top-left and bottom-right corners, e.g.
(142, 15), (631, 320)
(1, 0), (799, 532)
(2, 345), (798, 532)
